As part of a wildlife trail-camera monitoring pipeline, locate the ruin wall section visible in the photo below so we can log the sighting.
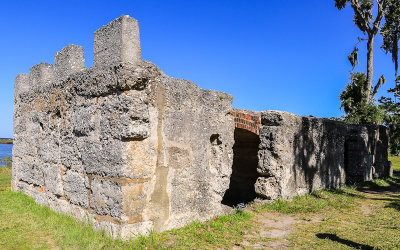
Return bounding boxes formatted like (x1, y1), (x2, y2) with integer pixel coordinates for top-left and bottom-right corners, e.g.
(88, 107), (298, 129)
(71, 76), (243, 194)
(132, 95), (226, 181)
(254, 111), (391, 200)
(255, 111), (348, 200)
(12, 15), (234, 239)
(345, 124), (391, 183)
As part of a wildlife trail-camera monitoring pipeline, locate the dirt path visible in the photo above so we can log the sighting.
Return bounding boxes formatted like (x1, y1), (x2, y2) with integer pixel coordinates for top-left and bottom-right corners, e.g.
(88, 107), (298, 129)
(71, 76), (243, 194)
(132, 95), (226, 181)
(232, 182), (400, 249)
(232, 212), (304, 249)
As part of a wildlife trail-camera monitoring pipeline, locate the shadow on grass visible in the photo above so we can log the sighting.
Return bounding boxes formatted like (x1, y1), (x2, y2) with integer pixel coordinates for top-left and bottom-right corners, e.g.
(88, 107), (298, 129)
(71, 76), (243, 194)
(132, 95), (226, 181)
(316, 233), (374, 250)
(385, 200), (400, 212)
(309, 188), (366, 200)
(357, 176), (400, 193)
(325, 188), (366, 198)
(354, 176), (400, 212)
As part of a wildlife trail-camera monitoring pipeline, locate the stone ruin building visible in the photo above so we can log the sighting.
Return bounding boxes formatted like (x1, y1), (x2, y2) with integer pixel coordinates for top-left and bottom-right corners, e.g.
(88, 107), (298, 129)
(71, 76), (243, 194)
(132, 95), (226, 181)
(12, 15), (392, 239)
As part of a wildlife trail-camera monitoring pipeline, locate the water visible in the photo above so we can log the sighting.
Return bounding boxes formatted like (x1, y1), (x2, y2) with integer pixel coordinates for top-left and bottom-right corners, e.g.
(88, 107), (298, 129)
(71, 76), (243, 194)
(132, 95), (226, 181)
(0, 144), (13, 159)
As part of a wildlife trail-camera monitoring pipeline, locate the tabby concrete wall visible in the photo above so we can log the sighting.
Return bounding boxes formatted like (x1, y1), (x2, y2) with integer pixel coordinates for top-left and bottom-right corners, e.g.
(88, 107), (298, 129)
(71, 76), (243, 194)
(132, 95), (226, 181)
(255, 111), (347, 200)
(12, 15), (234, 239)
(254, 111), (391, 200)
(345, 124), (391, 184)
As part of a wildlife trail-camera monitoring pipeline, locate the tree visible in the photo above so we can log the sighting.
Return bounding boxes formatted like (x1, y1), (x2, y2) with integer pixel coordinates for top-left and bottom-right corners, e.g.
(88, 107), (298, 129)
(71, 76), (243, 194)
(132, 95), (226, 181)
(381, 0), (400, 76)
(340, 72), (385, 124)
(335, 0), (387, 102)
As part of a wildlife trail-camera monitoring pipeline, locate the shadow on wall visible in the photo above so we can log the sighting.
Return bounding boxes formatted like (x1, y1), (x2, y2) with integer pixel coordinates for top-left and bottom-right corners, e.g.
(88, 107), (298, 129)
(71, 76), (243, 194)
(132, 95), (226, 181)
(222, 128), (260, 207)
(345, 125), (391, 184)
(292, 118), (346, 194)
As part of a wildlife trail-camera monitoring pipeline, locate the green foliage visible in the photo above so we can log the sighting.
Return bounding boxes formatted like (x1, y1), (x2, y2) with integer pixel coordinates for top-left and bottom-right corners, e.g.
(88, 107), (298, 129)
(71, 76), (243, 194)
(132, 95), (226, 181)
(381, 0), (400, 75)
(0, 157), (12, 168)
(167, 210), (252, 248)
(334, 0), (349, 10)
(355, 0), (374, 33)
(380, 76), (400, 154)
(389, 156), (400, 170)
(335, 0), (374, 33)
(340, 72), (384, 124)
(342, 102), (384, 124)
(340, 72), (368, 114)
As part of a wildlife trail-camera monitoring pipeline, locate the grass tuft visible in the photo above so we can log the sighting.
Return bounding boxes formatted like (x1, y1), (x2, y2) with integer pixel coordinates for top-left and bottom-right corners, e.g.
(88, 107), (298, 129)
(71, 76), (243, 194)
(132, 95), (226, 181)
(259, 188), (358, 214)
(389, 156), (400, 172)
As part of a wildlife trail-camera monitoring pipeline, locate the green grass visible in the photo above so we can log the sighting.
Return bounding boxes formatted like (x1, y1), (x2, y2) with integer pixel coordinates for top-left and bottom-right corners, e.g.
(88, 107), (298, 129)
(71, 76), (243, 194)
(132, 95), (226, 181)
(389, 156), (400, 171)
(0, 156), (12, 168)
(0, 167), (12, 193)
(258, 188), (359, 214)
(286, 157), (400, 249)
(289, 199), (400, 249)
(288, 176), (400, 249)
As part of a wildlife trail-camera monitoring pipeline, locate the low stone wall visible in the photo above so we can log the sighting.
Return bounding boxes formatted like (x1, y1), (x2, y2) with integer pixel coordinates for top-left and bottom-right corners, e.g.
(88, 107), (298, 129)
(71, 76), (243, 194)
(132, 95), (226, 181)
(254, 111), (392, 200)
(345, 124), (390, 184)
(255, 111), (347, 200)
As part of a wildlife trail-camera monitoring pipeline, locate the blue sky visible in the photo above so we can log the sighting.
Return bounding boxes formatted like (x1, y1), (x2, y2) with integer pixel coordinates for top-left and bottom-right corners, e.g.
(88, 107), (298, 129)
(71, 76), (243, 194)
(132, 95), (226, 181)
(0, 0), (397, 138)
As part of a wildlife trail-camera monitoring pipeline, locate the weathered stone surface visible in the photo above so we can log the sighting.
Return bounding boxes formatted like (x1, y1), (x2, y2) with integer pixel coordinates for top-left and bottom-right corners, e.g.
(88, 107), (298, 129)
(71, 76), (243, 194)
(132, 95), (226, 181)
(94, 15), (141, 67)
(16, 181), (47, 205)
(14, 73), (29, 100)
(100, 90), (150, 140)
(345, 124), (391, 183)
(64, 171), (89, 208)
(29, 63), (53, 87)
(18, 162), (45, 187)
(60, 137), (82, 172)
(345, 125), (371, 183)
(54, 44), (85, 79)
(80, 140), (125, 178)
(374, 126), (390, 177)
(43, 164), (63, 196)
(72, 105), (96, 136)
(256, 111), (347, 200)
(89, 177), (123, 218)
(155, 77), (234, 231)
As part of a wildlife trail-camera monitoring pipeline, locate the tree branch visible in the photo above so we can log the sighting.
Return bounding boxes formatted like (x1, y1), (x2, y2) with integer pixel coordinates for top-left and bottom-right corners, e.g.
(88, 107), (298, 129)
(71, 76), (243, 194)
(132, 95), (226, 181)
(350, 0), (371, 33)
(372, 0), (386, 35)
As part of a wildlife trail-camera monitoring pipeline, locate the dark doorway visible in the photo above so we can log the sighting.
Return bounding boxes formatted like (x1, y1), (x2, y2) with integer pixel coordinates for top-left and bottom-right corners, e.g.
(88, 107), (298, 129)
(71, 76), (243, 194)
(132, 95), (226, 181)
(222, 128), (260, 206)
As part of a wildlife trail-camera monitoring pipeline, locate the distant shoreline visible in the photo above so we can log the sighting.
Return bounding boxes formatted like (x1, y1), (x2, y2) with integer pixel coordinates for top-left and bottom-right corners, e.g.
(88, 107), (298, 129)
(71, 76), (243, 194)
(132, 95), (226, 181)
(0, 139), (13, 144)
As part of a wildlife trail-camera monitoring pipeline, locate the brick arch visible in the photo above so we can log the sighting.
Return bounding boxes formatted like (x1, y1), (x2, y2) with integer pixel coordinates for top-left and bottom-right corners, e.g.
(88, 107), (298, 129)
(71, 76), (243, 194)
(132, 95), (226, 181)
(231, 111), (261, 135)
